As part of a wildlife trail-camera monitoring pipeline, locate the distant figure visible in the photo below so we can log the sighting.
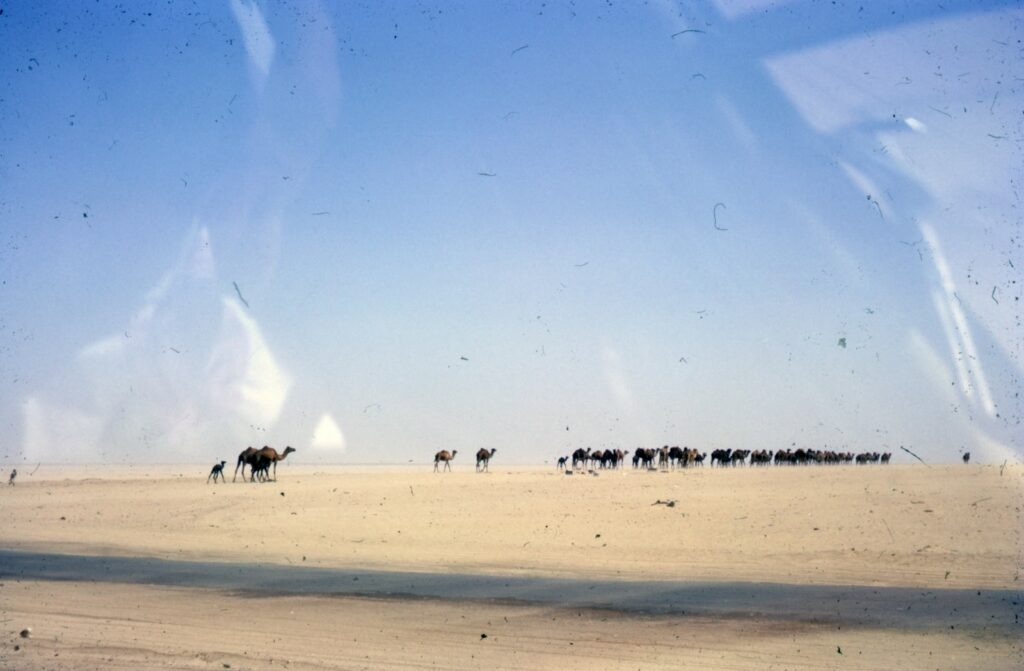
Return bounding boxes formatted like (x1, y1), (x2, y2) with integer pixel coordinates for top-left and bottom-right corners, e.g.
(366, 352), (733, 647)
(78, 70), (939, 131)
(7, 468), (16, 486)
(963, 452), (971, 464)
(207, 460), (227, 484)
(556, 456), (568, 470)
(434, 450), (457, 472)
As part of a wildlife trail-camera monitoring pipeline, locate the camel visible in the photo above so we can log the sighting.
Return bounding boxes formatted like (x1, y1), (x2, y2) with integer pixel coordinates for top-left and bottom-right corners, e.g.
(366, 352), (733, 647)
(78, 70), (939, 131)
(601, 449), (627, 469)
(207, 460), (227, 484)
(556, 456), (568, 470)
(434, 449), (457, 472)
(571, 448), (591, 470)
(250, 456), (271, 482)
(634, 448), (657, 469)
(233, 446), (259, 482)
(962, 452), (970, 464)
(7, 468), (16, 485)
(730, 449), (750, 466)
(475, 448), (497, 472)
(710, 449), (732, 467)
(249, 446), (295, 481)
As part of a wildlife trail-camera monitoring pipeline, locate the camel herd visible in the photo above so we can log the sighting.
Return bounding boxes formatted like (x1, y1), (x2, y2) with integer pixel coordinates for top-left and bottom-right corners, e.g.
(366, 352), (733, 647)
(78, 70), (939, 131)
(209, 445), (494, 482)
(206, 445), (297, 483)
(207, 442), (900, 483)
(554, 446), (896, 471)
(209, 445), (492, 482)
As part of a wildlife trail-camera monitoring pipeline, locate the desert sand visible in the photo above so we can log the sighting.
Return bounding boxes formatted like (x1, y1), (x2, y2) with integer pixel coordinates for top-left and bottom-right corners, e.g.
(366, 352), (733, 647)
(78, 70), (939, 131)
(1, 462), (1021, 669)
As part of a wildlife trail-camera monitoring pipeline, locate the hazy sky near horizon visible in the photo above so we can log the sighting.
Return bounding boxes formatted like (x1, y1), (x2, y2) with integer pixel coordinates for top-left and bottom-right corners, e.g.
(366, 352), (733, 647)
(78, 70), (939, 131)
(0, 1), (1020, 465)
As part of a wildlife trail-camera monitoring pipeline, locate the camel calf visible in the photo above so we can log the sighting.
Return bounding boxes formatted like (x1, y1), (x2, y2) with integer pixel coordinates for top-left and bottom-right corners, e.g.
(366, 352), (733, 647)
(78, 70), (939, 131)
(207, 460), (227, 484)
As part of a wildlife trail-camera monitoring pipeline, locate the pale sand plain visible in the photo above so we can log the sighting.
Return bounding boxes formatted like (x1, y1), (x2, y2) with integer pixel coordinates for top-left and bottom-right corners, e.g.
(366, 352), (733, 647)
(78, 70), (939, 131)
(1, 463), (1022, 669)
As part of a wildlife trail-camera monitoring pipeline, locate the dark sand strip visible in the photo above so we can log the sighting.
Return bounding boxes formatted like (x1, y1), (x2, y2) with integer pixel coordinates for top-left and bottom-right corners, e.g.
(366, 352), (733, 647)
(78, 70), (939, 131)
(2, 549), (1020, 632)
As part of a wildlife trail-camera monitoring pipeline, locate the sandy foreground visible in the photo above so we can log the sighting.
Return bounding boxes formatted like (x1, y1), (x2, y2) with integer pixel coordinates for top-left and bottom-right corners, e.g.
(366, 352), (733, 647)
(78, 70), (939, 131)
(1, 463), (1022, 669)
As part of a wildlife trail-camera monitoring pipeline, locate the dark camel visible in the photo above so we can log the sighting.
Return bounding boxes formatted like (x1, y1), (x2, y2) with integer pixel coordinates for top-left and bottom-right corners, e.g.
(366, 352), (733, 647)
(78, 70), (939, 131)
(207, 460), (227, 483)
(962, 452), (970, 464)
(434, 450), (457, 472)
(250, 446), (295, 481)
(475, 448), (497, 472)
(571, 447), (591, 470)
(233, 446), (259, 482)
(634, 447), (657, 469)
(250, 456), (271, 482)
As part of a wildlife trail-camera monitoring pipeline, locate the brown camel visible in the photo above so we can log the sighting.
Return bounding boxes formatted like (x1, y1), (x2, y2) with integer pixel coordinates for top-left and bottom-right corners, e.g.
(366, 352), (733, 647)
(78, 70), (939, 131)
(249, 446), (295, 481)
(475, 448), (497, 472)
(434, 450), (457, 472)
(233, 446), (259, 482)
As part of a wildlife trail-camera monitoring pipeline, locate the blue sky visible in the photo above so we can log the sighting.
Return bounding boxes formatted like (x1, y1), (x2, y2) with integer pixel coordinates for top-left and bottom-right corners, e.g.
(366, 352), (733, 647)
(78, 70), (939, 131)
(0, 0), (1020, 464)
